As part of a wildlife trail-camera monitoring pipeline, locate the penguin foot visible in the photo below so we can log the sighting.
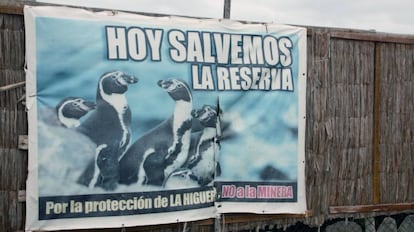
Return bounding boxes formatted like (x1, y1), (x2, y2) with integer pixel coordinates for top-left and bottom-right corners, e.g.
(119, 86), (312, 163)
(100, 181), (117, 191)
(96, 175), (119, 191)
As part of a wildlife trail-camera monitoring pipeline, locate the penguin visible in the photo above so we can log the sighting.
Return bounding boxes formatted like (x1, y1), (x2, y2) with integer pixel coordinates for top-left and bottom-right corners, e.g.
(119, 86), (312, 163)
(162, 168), (199, 189)
(186, 104), (221, 186)
(55, 97), (96, 128)
(77, 70), (138, 190)
(119, 78), (193, 186)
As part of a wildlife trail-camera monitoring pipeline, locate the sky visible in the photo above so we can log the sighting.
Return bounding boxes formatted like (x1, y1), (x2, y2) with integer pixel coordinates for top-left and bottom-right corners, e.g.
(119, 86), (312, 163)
(36, 0), (414, 35)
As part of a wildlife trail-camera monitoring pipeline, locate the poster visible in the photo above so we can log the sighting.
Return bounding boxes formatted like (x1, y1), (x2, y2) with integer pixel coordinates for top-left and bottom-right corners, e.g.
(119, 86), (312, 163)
(24, 5), (306, 231)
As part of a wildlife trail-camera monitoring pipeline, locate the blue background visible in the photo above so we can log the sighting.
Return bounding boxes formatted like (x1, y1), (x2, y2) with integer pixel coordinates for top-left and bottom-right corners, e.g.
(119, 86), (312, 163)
(35, 17), (300, 186)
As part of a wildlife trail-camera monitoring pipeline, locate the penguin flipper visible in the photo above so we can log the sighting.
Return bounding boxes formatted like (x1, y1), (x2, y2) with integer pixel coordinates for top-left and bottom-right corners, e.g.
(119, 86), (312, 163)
(77, 158), (95, 187)
(118, 144), (142, 185)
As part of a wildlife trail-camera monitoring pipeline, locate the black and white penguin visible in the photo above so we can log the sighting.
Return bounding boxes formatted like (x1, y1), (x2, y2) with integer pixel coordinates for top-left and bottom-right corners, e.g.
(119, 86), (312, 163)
(162, 168), (199, 189)
(77, 70), (138, 149)
(56, 97), (96, 128)
(186, 105), (221, 186)
(77, 70), (138, 190)
(119, 78), (193, 186)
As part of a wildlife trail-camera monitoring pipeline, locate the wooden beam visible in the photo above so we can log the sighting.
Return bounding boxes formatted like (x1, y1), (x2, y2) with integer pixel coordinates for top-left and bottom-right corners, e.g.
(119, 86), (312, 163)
(2, 4), (414, 45)
(192, 218), (214, 226)
(0, 5), (24, 15)
(331, 31), (414, 45)
(373, 43), (381, 204)
(330, 203), (414, 214)
(221, 211), (313, 224)
(223, 0), (231, 19)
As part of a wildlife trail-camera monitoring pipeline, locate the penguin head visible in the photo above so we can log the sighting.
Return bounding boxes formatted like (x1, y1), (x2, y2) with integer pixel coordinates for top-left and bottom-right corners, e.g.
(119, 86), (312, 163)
(163, 168), (199, 189)
(98, 71), (138, 96)
(191, 105), (219, 128)
(56, 97), (96, 128)
(157, 79), (192, 102)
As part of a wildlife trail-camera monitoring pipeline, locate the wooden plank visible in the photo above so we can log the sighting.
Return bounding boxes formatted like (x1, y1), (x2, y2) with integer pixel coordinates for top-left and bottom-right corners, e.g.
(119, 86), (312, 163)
(0, 190), (24, 231)
(331, 31), (414, 45)
(221, 211), (313, 224)
(223, 0), (231, 19)
(0, 5), (23, 15)
(372, 43), (381, 204)
(3, 3), (414, 44)
(330, 203), (414, 214)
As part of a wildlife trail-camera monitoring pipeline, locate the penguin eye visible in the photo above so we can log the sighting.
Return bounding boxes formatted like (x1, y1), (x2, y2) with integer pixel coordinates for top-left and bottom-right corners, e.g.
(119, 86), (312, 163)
(72, 99), (83, 105)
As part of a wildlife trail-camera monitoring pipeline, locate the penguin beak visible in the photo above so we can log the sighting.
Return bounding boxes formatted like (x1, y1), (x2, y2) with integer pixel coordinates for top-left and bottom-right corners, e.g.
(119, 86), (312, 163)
(199, 111), (211, 121)
(82, 101), (96, 111)
(158, 79), (178, 92)
(119, 73), (138, 85)
(157, 79), (171, 89)
(191, 109), (199, 118)
(192, 106), (217, 122)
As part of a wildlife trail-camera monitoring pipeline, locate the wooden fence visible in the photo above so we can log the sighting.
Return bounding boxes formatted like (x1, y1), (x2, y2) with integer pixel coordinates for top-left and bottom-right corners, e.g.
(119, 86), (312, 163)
(1, 4), (414, 231)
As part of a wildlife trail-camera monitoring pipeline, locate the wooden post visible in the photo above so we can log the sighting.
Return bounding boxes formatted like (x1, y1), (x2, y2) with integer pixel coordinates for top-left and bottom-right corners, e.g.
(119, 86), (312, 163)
(223, 0), (231, 19)
(216, 2), (231, 230)
(372, 43), (381, 204)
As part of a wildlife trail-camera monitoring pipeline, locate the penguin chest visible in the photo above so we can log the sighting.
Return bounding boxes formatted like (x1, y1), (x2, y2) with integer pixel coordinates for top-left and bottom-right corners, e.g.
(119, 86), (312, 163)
(164, 129), (191, 177)
(101, 94), (131, 149)
(191, 142), (216, 178)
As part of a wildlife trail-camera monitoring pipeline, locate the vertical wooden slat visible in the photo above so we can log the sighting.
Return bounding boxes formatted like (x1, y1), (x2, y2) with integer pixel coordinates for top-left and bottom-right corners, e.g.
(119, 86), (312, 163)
(0, 13), (26, 232)
(305, 29), (331, 226)
(373, 43), (381, 204)
(223, 0), (231, 19)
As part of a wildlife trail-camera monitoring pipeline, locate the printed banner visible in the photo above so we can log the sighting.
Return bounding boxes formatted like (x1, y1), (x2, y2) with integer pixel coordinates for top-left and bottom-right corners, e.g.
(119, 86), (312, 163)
(24, 6), (306, 230)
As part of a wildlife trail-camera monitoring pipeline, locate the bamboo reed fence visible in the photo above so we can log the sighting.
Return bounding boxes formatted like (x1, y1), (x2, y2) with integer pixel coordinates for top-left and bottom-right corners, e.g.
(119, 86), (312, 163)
(1, 3), (414, 231)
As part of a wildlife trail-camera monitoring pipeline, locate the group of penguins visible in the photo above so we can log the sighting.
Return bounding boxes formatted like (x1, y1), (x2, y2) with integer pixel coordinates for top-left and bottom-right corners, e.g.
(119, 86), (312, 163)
(55, 70), (221, 191)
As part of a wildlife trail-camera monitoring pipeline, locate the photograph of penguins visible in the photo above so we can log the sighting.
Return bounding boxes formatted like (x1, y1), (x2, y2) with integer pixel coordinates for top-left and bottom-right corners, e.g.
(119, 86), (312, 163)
(118, 79), (222, 190)
(41, 69), (293, 196)
(49, 70), (138, 192)
(51, 72), (222, 192)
